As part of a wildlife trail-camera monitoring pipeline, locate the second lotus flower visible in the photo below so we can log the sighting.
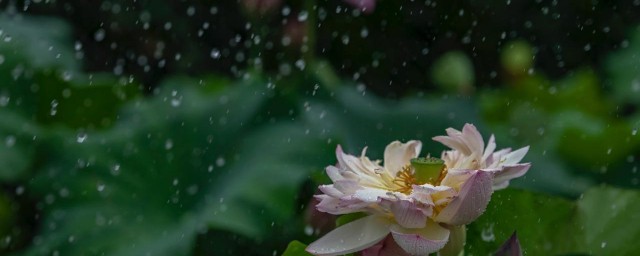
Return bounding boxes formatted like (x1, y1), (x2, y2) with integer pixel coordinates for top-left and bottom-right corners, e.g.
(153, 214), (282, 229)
(306, 124), (531, 256)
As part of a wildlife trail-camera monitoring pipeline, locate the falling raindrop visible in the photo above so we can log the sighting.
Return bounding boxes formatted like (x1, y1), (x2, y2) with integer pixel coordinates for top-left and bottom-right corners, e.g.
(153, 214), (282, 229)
(76, 133), (88, 143)
(481, 224), (496, 242)
(216, 157), (225, 167)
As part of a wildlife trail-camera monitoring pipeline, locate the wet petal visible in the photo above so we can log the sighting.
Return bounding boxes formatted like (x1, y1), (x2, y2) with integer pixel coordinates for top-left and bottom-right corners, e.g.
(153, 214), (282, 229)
(354, 187), (393, 203)
(384, 140), (422, 176)
(315, 195), (368, 215)
(435, 170), (493, 225)
(390, 200), (428, 229)
(326, 165), (344, 182)
(482, 135), (497, 162)
(390, 222), (450, 255)
(462, 124), (485, 156)
(306, 215), (391, 256)
(493, 163), (531, 190)
(502, 146), (529, 165)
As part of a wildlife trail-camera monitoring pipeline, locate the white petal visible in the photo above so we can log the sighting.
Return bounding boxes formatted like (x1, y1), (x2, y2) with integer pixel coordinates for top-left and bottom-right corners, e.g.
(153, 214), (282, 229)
(492, 163), (531, 190)
(482, 135), (496, 163)
(384, 140), (422, 176)
(315, 195), (369, 214)
(435, 170), (493, 225)
(319, 185), (344, 198)
(502, 146), (529, 165)
(390, 200), (428, 229)
(326, 165), (344, 182)
(390, 222), (450, 255)
(306, 215), (391, 256)
(462, 124), (484, 157)
(354, 188), (394, 203)
(333, 180), (361, 194)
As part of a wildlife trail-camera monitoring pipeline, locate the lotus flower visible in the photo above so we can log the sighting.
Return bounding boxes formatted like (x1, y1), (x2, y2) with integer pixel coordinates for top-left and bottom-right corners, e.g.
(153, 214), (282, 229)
(306, 124), (530, 256)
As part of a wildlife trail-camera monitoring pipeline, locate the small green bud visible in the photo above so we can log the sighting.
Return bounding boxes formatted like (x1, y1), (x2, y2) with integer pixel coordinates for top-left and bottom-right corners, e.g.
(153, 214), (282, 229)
(410, 157), (445, 185)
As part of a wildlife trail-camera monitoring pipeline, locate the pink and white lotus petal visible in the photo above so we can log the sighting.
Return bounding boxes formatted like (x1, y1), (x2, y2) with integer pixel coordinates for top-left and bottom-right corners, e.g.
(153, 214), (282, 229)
(315, 195), (369, 215)
(435, 170), (494, 225)
(502, 146), (529, 165)
(390, 222), (450, 255)
(306, 215), (391, 256)
(433, 124), (484, 157)
(492, 163), (531, 190)
(384, 140), (422, 176)
(389, 200), (428, 229)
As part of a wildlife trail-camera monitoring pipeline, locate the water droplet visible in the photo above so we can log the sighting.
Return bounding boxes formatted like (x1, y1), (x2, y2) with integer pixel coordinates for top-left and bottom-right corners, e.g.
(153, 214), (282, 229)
(601, 242), (607, 248)
(94, 29), (106, 42)
(15, 186), (24, 195)
(165, 139), (173, 150)
(76, 133), (87, 143)
(97, 183), (105, 192)
(481, 224), (495, 242)
(5, 135), (16, 147)
(216, 157), (225, 167)
(297, 11), (308, 21)
(210, 48), (221, 59)
(304, 225), (314, 236)
(50, 100), (58, 116)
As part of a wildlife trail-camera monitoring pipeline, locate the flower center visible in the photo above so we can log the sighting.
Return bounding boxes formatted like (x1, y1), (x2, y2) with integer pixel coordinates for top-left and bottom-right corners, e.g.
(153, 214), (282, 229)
(392, 157), (448, 194)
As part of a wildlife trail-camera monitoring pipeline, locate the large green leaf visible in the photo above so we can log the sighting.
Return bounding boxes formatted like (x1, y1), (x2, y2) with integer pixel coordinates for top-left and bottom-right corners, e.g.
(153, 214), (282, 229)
(0, 15), (140, 181)
(606, 26), (640, 105)
(467, 187), (640, 255)
(22, 76), (332, 255)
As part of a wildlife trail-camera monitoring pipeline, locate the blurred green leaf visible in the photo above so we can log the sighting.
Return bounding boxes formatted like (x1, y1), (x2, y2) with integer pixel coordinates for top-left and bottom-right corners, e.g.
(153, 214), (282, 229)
(23, 76), (331, 255)
(0, 14), (78, 72)
(282, 241), (312, 256)
(0, 15), (141, 181)
(466, 189), (577, 255)
(467, 187), (640, 255)
(605, 26), (640, 105)
(576, 187), (640, 255)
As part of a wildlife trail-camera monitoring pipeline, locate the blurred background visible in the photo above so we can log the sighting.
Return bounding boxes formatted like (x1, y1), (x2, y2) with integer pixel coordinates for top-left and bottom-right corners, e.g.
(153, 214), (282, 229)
(0, 0), (639, 255)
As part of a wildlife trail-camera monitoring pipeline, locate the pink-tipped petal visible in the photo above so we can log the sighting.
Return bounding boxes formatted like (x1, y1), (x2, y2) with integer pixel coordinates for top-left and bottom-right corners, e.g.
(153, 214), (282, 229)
(482, 135), (497, 162)
(390, 222), (450, 255)
(383, 140), (422, 176)
(435, 170), (494, 225)
(306, 215), (391, 256)
(461, 124), (485, 156)
(492, 163), (531, 190)
(390, 200), (428, 229)
(502, 146), (529, 165)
